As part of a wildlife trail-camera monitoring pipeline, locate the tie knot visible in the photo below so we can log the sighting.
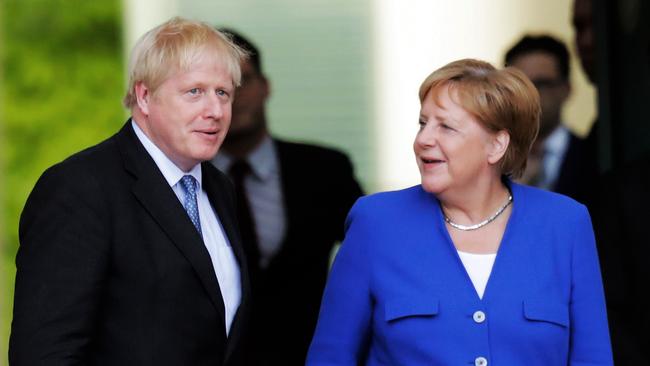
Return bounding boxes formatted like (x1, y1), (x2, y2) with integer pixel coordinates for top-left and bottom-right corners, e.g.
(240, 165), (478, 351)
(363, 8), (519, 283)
(229, 160), (252, 180)
(180, 175), (198, 195)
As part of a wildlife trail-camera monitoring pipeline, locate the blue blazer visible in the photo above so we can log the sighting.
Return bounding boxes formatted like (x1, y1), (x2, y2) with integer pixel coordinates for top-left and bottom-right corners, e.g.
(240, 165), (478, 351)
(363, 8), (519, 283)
(307, 183), (613, 366)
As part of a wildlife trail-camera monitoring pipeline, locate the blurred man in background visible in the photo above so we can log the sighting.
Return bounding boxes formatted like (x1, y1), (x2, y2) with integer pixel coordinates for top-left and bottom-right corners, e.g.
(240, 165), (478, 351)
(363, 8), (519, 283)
(505, 34), (572, 191)
(549, 0), (601, 204)
(213, 29), (363, 365)
(577, 0), (649, 362)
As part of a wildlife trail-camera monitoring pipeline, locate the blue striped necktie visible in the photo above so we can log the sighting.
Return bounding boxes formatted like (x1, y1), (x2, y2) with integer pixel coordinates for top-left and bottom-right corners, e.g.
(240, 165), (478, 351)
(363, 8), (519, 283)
(180, 175), (202, 236)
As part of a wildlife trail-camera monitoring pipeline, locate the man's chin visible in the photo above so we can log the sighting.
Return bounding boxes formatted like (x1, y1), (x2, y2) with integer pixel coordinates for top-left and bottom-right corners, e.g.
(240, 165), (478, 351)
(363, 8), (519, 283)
(225, 125), (263, 142)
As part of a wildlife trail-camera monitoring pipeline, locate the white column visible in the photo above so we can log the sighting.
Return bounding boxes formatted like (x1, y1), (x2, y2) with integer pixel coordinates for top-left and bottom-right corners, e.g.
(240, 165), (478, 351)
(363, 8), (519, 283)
(122, 0), (179, 56)
(373, 0), (514, 190)
(372, 0), (595, 191)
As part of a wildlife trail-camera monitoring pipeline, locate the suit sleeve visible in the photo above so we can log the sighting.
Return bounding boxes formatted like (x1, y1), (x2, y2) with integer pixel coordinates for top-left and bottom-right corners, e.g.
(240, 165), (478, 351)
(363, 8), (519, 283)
(306, 200), (373, 365)
(569, 205), (614, 365)
(10, 163), (110, 365)
(330, 152), (364, 241)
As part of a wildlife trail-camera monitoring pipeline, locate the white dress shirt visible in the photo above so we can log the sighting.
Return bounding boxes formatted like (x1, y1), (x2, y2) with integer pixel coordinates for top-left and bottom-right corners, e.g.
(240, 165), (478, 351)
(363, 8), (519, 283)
(132, 120), (241, 335)
(213, 135), (286, 268)
(540, 125), (571, 190)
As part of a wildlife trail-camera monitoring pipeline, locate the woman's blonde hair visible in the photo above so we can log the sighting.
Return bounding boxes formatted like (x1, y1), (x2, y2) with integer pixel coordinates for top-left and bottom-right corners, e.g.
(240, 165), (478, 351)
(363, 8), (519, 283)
(419, 58), (541, 178)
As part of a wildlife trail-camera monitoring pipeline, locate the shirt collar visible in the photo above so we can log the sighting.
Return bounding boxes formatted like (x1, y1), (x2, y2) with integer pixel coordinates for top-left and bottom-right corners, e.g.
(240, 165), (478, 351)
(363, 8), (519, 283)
(131, 119), (202, 188)
(543, 125), (570, 157)
(212, 135), (277, 181)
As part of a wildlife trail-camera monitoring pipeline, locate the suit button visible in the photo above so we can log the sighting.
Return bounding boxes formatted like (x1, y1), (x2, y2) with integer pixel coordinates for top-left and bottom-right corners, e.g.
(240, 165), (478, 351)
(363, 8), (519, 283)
(475, 356), (488, 366)
(473, 310), (486, 323)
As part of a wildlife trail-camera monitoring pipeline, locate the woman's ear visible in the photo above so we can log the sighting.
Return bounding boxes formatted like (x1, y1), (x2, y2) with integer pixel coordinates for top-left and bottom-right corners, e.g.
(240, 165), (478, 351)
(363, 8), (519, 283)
(488, 130), (510, 165)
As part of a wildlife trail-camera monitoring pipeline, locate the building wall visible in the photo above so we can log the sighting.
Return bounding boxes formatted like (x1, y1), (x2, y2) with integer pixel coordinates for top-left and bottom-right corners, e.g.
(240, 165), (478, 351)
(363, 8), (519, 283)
(124, 0), (595, 191)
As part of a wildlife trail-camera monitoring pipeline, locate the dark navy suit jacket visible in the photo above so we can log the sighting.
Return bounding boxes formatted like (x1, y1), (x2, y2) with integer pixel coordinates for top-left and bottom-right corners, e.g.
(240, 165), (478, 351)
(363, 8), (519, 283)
(307, 183), (612, 365)
(247, 140), (363, 365)
(11, 122), (251, 365)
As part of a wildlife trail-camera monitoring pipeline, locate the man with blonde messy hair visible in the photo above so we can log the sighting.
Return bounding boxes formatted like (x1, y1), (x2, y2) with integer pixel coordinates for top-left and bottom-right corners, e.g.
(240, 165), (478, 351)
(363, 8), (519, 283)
(10, 17), (251, 365)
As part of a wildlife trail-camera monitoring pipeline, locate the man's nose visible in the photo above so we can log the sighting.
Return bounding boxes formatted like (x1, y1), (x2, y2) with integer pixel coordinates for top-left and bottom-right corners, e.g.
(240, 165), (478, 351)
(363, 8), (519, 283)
(205, 93), (225, 119)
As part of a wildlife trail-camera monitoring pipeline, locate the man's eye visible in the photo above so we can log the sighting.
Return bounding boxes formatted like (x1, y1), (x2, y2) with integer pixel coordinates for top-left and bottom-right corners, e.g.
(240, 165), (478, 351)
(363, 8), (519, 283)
(216, 89), (228, 97)
(188, 88), (202, 95)
(418, 120), (426, 129)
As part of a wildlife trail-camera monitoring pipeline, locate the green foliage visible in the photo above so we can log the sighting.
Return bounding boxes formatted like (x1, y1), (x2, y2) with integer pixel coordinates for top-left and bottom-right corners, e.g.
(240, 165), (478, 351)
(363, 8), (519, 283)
(1, 0), (124, 361)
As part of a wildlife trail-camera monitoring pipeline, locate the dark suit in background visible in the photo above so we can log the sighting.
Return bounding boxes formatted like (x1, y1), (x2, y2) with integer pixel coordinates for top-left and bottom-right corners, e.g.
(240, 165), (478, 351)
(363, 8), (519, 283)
(257, 140), (361, 365)
(593, 154), (650, 365)
(214, 138), (362, 365)
(554, 124), (600, 205)
(214, 29), (364, 365)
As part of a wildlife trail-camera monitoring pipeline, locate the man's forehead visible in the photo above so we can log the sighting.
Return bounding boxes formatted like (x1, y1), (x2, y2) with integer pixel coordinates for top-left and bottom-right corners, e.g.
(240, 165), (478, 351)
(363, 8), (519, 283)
(157, 60), (234, 88)
(511, 52), (561, 78)
(239, 59), (259, 75)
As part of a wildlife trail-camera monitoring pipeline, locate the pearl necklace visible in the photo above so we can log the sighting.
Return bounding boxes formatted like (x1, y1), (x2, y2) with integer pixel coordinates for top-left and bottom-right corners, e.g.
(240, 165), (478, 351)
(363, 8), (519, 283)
(443, 194), (513, 231)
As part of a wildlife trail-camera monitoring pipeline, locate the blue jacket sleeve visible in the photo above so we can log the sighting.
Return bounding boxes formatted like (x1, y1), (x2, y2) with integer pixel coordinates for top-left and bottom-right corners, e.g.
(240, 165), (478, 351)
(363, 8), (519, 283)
(569, 205), (614, 365)
(306, 200), (373, 365)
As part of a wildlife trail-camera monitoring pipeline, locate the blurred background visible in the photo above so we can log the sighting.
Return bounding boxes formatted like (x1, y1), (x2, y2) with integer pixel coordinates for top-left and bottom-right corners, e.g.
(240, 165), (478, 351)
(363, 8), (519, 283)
(2, 0), (647, 363)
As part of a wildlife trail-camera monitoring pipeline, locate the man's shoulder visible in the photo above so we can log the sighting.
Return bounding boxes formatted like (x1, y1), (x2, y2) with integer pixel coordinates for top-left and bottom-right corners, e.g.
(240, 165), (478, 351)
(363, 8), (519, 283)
(32, 123), (133, 196)
(274, 138), (351, 162)
(21, 130), (125, 230)
(47, 131), (121, 177)
(566, 123), (598, 151)
(273, 138), (357, 184)
(202, 160), (232, 186)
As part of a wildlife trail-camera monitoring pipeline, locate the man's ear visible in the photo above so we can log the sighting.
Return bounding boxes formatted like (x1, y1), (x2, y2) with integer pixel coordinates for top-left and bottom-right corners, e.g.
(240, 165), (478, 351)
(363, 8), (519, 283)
(134, 81), (151, 116)
(261, 75), (271, 101)
(488, 130), (510, 165)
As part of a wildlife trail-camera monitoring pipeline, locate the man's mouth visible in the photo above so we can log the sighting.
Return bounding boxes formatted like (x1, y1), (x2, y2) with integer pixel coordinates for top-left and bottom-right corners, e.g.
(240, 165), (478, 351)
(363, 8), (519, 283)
(196, 129), (219, 135)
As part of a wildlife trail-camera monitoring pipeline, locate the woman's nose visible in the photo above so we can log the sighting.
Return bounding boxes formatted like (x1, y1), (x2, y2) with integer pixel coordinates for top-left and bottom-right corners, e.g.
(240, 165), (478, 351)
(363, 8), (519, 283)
(416, 124), (438, 147)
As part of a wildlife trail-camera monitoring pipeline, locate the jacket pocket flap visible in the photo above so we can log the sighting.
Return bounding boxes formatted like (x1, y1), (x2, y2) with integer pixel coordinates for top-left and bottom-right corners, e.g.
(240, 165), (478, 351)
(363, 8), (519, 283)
(523, 300), (569, 327)
(385, 298), (439, 322)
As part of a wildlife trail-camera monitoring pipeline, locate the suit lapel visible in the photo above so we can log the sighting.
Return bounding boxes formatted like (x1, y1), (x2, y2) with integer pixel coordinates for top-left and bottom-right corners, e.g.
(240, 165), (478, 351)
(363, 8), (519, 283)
(202, 163), (247, 269)
(202, 162), (251, 364)
(115, 122), (227, 326)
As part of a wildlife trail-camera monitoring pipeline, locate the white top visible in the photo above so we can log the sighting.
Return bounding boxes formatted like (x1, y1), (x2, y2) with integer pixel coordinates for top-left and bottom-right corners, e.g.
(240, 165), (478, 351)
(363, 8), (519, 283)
(213, 135), (287, 268)
(132, 120), (241, 335)
(457, 250), (497, 299)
